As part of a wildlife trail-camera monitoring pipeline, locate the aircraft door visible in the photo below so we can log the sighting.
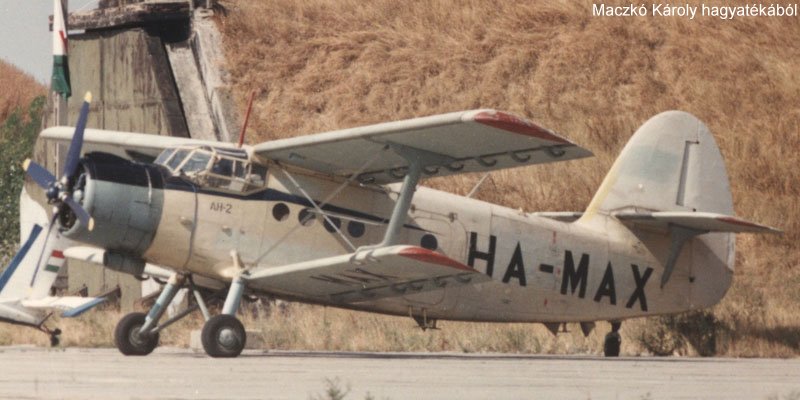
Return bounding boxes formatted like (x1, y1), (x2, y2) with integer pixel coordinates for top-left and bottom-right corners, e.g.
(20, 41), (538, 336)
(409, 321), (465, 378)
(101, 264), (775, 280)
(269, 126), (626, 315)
(144, 148), (204, 268)
(146, 174), (198, 269)
(187, 156), (270, 275)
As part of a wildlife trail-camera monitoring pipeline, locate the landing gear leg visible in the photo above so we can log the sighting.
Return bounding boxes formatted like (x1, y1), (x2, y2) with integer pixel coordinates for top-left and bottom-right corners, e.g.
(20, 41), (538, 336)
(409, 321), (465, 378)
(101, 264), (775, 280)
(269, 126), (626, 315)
(37, 314), (61, 347)
(604, 321), (622, 357)
(201, 275), (247, 358)
(114, 273), (185, 356)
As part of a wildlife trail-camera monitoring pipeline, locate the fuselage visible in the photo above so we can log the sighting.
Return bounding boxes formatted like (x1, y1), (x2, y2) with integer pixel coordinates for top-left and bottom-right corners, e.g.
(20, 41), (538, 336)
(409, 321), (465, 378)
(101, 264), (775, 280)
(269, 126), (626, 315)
(64, 150), (733, 324)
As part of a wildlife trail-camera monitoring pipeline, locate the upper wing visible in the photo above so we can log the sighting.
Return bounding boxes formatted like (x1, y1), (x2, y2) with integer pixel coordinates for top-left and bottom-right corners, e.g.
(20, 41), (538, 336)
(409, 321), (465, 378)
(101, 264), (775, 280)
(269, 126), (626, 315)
(245, 246), (491, 303)
(253, 109), (592, 184)
(39, 127), (226, 162)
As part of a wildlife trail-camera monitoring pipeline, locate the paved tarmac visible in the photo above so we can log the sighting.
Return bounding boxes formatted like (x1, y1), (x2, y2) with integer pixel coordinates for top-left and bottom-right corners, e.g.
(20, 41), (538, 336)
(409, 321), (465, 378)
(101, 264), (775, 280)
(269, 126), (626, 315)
(0, 346), (798, 400)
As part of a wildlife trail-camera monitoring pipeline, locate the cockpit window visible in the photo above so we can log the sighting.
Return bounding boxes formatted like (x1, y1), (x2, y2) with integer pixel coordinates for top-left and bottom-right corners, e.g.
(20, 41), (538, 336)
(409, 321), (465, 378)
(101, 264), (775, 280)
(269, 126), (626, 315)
(155, 146), (268, 193)
(166, 149), (189, 171)
(154, 148), (175, 165)
(211, 158), (233, 176)
(233, 161), (246, 179)
(181, 151), (212, 174)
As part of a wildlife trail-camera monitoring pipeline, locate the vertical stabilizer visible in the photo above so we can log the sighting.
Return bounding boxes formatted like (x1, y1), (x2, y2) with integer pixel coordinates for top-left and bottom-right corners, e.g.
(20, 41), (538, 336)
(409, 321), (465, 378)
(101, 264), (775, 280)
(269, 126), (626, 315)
(582, 111), (737, 308)
(584, 111), (734, 217)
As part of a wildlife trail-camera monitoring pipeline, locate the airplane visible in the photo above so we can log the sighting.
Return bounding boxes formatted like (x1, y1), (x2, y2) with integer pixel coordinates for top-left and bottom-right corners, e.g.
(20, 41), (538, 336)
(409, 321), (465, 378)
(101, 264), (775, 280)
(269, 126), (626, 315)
(0, 205), (107, 346)
(21, 91), (779, 357)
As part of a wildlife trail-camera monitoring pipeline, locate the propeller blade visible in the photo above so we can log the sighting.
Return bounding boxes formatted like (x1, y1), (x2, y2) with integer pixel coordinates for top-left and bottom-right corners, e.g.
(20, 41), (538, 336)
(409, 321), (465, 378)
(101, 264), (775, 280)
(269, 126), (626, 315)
(23, 159), (56, 189)
(62, 195), (95, 231)
(29, 214), (58, 287)
(62, 91), (92, 179)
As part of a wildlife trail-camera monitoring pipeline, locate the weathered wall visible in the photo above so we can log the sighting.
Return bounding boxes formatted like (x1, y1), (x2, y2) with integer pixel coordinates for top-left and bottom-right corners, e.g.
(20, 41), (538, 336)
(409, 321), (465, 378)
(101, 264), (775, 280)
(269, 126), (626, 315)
(66, 27), (190, 136)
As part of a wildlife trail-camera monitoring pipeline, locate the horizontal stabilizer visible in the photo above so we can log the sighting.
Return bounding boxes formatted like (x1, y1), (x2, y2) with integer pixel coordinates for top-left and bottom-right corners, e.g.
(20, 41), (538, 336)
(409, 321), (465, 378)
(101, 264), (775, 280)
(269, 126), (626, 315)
(253, 109), (592, 184)
(21, 296), (106, 317)
(245, 246), (491, 303)
(614, 211), (781, 234)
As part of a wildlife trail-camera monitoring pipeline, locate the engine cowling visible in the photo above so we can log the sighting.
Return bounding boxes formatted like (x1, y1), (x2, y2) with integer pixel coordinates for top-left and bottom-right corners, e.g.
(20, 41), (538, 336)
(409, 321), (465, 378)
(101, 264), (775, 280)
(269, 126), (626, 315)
(61, 153), (165, 257)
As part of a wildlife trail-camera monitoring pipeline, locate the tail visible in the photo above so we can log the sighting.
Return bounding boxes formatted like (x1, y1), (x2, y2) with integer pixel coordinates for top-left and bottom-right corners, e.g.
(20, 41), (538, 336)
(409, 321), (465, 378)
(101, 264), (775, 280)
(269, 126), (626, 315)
(581, 111), (778, 307)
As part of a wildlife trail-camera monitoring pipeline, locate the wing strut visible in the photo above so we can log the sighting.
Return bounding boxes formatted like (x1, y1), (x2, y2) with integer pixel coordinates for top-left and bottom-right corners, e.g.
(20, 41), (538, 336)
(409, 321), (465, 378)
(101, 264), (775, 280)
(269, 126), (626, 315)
(278, 167), (358, 251)
(379, 150), (421, 247)
(254, 148), (387, 264)
(372, 143), (455, 248)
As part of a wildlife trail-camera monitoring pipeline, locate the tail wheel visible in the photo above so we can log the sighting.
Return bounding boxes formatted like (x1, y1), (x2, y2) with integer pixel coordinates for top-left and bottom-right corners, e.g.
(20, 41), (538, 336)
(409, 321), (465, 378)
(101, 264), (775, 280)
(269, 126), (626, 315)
(201, 314), (246, 358)
(114, 312), (159, 356)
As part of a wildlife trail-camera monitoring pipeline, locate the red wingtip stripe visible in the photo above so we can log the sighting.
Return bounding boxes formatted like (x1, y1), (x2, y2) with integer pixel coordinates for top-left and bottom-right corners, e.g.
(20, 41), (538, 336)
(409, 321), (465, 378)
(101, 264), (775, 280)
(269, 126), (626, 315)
(51, 250), (65, 259)
(473, 111), (570, 144)
(399, 247), (474, 271)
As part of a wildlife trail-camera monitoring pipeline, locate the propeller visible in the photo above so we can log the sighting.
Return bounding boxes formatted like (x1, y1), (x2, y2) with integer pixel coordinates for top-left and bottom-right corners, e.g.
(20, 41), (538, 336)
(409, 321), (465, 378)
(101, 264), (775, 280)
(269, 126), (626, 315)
(23, 91), (95, 232)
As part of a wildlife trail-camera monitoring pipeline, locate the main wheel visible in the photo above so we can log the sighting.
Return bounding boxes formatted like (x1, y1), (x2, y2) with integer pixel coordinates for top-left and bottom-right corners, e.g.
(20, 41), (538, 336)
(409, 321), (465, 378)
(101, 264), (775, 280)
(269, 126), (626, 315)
(114, 312), (159, 356)
(604, 331), (621, 357)
(201, 314), (246, 358)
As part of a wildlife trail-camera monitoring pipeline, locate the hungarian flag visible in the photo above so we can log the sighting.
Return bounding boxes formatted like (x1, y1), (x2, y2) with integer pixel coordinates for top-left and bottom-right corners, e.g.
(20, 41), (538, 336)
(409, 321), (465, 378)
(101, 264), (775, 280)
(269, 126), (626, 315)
(51, 0), (71, 98)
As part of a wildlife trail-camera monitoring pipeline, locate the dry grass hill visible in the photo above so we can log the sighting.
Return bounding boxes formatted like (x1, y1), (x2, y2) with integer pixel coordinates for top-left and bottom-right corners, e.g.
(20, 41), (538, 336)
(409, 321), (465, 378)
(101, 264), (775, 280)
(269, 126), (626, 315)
(215, 0), (800, 356)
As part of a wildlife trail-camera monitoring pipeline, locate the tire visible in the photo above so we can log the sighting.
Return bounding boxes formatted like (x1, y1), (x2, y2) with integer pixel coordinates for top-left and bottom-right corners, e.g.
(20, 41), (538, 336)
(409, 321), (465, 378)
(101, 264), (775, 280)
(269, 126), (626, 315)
(201, 314), (246, 358)
(604, 331), (621, 357)
(114, 312), (159, 356)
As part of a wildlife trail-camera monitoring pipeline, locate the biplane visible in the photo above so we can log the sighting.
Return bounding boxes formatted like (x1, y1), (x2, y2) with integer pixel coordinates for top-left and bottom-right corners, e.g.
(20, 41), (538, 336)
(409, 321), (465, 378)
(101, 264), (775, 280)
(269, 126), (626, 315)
(19, 93), (777, 357)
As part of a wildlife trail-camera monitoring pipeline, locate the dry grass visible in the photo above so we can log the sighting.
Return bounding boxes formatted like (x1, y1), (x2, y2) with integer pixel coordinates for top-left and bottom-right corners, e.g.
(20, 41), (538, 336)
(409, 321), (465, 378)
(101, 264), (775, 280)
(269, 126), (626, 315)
(0, 61), (46, 124)
(0, 302), (646, 356)
(214, 0), (800, 357)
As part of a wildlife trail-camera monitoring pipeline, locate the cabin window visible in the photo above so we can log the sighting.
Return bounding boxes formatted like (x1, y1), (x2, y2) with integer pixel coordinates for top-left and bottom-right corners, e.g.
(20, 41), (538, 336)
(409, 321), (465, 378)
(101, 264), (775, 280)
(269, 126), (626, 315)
(245, 164), (268, 191)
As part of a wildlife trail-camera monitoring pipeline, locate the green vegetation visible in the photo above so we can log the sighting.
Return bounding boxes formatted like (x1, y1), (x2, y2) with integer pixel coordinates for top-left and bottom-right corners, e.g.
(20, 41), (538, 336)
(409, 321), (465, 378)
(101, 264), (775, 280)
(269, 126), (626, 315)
(0, 95), (44, 249)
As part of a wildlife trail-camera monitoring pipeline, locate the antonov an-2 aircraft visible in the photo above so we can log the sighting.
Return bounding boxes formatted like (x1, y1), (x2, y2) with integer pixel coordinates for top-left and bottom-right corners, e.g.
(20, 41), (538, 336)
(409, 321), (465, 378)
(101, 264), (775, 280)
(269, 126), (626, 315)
(21, 93), (778, 357)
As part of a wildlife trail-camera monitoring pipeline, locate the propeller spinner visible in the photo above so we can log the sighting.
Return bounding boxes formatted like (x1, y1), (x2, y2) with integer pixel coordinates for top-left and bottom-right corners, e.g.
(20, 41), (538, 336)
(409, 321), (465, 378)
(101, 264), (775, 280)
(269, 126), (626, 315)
(23, 92), (95, 232)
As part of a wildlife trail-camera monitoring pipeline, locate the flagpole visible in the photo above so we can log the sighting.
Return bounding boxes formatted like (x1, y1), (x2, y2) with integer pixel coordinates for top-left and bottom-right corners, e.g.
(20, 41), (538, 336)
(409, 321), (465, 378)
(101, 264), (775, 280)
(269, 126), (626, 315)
(53, 0), (69, 126)
(58, 0), (68, 126)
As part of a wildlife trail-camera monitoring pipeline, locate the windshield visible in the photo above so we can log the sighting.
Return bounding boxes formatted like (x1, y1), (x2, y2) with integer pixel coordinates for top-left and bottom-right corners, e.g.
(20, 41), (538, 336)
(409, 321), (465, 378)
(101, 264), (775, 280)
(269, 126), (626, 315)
(166, 149), (190, 171)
